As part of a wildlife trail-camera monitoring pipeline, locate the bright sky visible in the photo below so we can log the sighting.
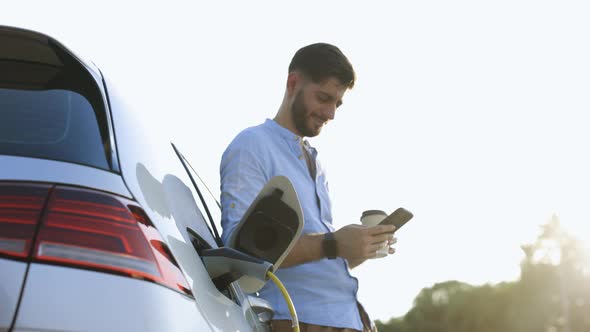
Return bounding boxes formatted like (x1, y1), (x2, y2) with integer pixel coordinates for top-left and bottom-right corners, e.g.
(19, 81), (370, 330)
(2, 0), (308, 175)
(4, 1), (590, 321)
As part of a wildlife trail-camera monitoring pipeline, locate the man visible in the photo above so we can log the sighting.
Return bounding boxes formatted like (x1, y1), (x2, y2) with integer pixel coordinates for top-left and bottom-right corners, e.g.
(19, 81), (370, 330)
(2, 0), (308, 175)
(220, 43), (396, 332)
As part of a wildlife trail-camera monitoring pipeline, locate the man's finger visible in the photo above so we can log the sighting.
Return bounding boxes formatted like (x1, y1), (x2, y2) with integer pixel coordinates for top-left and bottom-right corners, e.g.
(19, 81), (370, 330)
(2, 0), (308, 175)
(366, 243), (385, 255)
(370, 233), (394, 245)
(367, 225), (395, 235)
(364, 250), (380, 259)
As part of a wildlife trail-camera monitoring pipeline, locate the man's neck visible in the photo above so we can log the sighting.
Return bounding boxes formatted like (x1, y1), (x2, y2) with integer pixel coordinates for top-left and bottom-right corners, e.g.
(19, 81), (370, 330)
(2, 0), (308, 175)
(273, 108), (301, 137)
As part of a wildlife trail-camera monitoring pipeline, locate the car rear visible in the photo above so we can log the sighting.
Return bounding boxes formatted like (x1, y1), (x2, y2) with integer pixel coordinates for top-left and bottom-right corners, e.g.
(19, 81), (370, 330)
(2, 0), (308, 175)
(0, 26), (209, 331)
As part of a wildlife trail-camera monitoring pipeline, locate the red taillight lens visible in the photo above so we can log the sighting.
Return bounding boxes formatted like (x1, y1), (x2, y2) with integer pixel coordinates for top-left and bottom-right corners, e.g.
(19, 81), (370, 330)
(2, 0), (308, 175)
(35, 187), (160, 277)
(0, 182), (192, 297)
(129, 206), (193, 296)
(0, 183), (50, 258)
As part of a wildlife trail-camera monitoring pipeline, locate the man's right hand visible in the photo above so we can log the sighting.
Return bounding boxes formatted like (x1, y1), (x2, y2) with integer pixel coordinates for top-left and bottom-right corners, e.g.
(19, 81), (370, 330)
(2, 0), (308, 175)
(333, 224), (396, 261)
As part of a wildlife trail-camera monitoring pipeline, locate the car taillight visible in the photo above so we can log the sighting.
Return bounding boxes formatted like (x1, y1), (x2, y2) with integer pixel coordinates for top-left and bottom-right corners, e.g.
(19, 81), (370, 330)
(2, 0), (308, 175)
(0, 183), (50, 258)
(0, 182), (192, 297)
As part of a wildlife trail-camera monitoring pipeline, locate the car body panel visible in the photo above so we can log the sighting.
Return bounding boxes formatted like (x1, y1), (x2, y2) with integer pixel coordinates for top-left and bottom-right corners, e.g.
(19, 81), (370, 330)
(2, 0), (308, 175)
(106, 79), (260, 331)
(0, 156), (131, 199)
(0, 258), (26, 332)
(13, 264), (211, 332)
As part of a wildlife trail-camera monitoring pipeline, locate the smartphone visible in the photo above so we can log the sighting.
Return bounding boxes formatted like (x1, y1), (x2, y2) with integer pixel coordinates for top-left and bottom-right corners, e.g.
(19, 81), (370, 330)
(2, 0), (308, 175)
(379, 207), (414, 232)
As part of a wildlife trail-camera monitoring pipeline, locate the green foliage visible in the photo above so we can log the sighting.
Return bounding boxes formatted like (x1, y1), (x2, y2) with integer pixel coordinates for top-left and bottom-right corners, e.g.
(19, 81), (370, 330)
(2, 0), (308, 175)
(377, 215), (590, 332)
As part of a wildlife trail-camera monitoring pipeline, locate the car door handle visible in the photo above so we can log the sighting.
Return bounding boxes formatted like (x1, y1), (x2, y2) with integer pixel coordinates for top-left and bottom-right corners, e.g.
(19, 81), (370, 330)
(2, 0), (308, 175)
(248, 295), (275, 323)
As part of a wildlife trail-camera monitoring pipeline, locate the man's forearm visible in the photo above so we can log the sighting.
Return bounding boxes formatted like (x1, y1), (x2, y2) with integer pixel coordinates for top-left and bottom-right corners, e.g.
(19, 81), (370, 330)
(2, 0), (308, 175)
(347, 258), (366, 269)
(278, 233), (325, 268)
(276, 224), (396, 269)
(279, 233), (365, 269)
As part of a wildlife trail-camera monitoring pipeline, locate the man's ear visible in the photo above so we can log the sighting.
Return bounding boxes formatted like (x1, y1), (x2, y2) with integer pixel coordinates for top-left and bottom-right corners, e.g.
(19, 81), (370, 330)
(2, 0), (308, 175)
(286, 71), (301, 97)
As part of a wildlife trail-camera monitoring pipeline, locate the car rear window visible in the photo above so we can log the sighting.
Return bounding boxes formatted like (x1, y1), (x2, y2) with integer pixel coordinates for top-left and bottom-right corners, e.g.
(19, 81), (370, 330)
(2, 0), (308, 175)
(0, 29), (112, 171)
(0, 88), (109, 170)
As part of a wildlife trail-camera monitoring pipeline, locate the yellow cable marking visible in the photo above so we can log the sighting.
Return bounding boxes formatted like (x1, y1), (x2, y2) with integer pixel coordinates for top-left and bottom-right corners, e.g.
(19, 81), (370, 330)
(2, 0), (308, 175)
(267, 271), (299, 332)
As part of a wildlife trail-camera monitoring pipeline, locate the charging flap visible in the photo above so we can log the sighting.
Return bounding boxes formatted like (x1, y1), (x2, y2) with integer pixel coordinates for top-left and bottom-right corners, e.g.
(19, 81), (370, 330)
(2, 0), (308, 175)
(227, 176), (304, 293)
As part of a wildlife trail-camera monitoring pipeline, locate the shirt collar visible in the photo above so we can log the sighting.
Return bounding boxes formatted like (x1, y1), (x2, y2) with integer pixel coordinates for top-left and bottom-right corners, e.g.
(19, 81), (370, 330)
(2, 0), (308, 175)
(264, 118), (302, 144)
(264, 119), (316, 157)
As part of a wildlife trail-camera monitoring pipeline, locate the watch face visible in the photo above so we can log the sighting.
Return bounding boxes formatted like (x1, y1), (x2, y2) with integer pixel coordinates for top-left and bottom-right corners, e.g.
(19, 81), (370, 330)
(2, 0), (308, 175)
(323, 233), (338, 259)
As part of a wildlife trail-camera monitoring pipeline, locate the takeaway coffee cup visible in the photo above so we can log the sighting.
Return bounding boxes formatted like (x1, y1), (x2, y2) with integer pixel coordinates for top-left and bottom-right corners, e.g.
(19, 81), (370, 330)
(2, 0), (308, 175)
(360, 210), (389, 258)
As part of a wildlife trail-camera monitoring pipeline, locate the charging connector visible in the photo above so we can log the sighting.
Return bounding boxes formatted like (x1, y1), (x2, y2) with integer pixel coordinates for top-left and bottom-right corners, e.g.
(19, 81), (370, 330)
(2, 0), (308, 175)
(201, 247), (273, 290)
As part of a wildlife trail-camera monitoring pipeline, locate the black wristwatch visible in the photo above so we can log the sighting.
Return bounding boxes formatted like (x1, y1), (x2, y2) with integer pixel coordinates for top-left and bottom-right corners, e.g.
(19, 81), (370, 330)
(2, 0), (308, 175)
(322, 232), (338, 259)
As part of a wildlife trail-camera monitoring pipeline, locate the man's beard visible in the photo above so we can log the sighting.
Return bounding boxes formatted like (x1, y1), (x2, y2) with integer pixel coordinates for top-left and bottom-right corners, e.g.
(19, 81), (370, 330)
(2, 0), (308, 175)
(292, 90), (320, 137)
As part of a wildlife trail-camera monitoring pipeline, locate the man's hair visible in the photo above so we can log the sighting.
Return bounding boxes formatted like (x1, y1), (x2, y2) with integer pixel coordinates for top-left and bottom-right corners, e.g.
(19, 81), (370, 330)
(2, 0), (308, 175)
(288, 43), (355, 89)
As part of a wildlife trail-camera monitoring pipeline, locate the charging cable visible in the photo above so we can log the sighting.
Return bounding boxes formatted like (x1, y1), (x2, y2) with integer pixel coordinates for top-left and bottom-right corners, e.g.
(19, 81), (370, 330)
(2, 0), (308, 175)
(200, 248), (298, 330)
(266, 271), (299, 332)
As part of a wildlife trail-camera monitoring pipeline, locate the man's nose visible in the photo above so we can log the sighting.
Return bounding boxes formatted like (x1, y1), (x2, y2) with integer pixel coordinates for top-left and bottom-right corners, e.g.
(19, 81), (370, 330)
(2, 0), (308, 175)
(323, 104), (336, 120)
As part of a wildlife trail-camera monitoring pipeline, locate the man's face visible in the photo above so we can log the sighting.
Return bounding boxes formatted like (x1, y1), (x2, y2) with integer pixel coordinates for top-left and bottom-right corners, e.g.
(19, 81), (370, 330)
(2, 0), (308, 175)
(290, 77), (347, 137)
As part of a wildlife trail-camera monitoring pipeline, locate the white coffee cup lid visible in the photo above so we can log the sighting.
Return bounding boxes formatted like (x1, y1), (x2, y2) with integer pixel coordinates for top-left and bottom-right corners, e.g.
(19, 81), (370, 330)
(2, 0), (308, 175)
(360, 209), (387, 221)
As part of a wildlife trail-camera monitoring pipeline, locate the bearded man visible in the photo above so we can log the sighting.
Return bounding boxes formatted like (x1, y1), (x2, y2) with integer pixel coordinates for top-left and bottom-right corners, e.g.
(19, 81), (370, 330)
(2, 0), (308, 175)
(220, 43), (397, 332)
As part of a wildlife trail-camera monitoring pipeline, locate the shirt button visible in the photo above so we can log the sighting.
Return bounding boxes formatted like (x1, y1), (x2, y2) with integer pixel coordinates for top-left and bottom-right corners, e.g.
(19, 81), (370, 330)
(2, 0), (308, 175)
(298, 155), (304, 160)
(294, 136), (299, 141)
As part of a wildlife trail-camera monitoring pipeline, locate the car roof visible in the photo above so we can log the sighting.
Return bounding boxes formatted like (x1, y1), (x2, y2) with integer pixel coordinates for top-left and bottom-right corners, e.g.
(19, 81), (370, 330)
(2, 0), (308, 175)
(0, 25), (103, 82)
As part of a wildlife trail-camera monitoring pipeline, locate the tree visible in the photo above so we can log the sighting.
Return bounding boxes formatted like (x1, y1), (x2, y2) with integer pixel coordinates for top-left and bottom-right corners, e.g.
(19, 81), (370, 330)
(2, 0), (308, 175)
(377, 215), (590, 332)
(516, 215), (590, 332)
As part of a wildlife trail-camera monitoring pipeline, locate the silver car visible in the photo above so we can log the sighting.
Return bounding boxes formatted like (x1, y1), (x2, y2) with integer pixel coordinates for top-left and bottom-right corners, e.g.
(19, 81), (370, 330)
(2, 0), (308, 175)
(0, 25), (277, 332)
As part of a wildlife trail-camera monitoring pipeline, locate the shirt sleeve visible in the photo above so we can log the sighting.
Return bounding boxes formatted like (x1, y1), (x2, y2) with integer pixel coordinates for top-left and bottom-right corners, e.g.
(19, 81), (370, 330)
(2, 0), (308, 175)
(219, 132), (269, 245)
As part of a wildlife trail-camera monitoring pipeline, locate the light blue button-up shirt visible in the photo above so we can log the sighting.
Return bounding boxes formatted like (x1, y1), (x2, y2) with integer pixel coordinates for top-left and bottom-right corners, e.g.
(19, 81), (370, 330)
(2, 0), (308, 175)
(220, 119), (363, 330)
